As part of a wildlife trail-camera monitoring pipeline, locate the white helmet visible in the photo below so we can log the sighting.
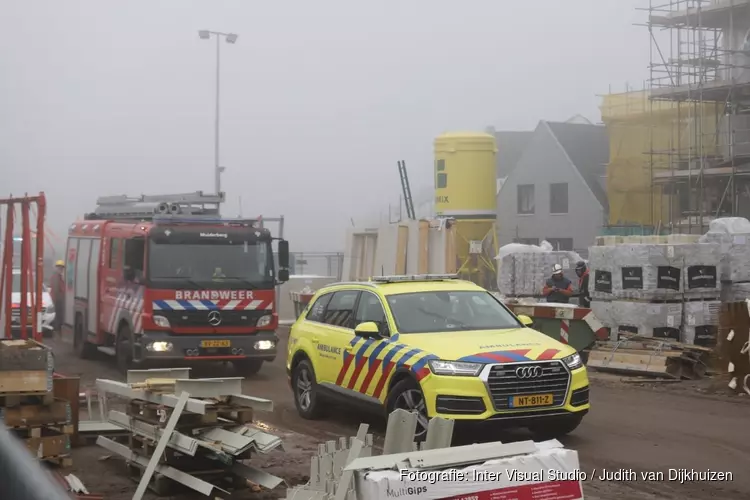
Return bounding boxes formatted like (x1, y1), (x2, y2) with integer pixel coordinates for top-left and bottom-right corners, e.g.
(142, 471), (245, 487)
(552, 264), (563, 275)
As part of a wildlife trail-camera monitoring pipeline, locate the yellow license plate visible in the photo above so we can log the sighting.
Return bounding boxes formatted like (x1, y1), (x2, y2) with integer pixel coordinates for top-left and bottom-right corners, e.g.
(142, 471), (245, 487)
(200, 340), (231, 348)
(511, 394), (553, 408)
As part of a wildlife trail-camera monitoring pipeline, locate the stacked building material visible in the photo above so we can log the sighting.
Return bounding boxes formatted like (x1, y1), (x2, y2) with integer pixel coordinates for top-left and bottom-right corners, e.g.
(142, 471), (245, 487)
(588, 243), (721, 344)
(95, 368), (284, 498)
(0, 339), (73, 467)
(496, 241), (582, 297)
(699, 217), (750, 301)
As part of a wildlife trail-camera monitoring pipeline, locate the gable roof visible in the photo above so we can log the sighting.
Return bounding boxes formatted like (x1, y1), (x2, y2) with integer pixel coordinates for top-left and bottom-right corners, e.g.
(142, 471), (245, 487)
(545, 121), (609, 211)
(494, 131), (534, 178)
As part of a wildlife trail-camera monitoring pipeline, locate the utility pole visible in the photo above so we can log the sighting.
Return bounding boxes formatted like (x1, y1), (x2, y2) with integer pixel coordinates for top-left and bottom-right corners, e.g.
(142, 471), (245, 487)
(198, 30), (238, 202)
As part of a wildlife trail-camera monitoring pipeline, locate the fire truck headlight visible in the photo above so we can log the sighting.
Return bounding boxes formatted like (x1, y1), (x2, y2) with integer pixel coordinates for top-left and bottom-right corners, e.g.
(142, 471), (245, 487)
(147, 341), (173, 352)
(256, 315), (272, 328)
(254, 340), (275, 351)
(153, 315), (171, 328)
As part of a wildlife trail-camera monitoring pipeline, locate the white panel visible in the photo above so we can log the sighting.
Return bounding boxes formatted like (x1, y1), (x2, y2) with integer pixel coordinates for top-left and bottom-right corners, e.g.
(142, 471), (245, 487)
(88, 239), (101, 333)
(75, 239), (92, 299)
(64, 238), (79, 326)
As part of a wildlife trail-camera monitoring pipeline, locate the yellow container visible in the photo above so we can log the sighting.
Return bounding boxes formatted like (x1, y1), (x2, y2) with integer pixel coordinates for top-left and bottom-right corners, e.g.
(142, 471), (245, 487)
(434, 132), (497, 219)
(452, 219), (498, 291)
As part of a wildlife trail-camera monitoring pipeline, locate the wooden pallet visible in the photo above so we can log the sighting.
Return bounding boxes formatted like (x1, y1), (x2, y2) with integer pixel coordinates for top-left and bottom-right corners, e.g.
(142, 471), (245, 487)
(1, 398), (71, 427)
(0, 391), (54, 407)
(43, 454), (73, 468)
(11, 424), (74, 439)
(126, 399), (254, 429)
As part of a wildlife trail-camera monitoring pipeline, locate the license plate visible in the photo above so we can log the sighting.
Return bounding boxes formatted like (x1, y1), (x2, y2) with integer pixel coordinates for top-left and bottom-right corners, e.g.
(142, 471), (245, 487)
(510, 394), (553, 408)
(200, 340), (231, 348)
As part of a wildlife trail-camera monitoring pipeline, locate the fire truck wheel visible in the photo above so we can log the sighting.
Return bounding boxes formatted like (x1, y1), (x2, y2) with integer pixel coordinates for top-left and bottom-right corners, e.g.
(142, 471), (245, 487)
(116, 325), (133, 373)
(73, 314), (96, 359)
(233, 359), (263, 376)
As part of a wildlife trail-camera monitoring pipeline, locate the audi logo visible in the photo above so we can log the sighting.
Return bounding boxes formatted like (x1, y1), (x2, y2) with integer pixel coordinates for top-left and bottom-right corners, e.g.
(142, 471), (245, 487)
(515, 365), (542, 379)
(207, 310), (222, 326)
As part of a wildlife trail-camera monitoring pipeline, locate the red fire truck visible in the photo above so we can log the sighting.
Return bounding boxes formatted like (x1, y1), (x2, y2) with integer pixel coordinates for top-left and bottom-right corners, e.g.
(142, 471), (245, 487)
(62, 192), (290, 374)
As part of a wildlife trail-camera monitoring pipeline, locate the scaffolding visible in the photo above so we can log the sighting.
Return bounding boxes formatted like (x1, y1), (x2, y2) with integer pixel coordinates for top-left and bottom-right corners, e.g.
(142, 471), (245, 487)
(645, 0), (750, 234)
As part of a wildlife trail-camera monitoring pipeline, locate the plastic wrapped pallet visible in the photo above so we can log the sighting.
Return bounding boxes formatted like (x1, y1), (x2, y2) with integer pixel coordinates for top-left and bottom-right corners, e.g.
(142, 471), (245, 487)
(682, 301), (721, 346)
(722, 282), (750, 302)
(496, 241), (582, 297)
(354, 441), (584, 500)
(588, 243), (720, 301)
(698, 217), (750, 282)
(601, 301), (683, 341)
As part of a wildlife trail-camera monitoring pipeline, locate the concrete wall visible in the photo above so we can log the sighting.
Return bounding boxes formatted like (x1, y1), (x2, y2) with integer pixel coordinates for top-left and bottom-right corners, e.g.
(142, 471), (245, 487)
(496, 123), (604, 254)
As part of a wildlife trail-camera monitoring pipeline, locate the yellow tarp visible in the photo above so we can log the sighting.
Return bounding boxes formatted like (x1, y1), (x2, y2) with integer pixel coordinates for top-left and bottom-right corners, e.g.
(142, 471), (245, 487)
(600, 91), (720, 226)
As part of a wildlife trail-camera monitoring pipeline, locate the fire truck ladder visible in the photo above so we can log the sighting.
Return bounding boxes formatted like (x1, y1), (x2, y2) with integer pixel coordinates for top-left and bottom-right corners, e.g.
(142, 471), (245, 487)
(397, 160), (416, 220)
(84, 191), (226, 221)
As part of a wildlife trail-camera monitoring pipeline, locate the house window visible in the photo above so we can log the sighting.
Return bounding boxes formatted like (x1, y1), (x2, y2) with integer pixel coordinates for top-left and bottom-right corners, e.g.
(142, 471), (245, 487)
(546, 238), (573, 251)
(517, 184), (535, 214)
(436, 159), (447, 189)
(550, 183), (569, 214)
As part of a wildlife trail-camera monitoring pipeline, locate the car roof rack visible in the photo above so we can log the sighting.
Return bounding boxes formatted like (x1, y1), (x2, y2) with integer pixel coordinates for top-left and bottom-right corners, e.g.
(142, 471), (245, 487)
(371, 274), (459, 283)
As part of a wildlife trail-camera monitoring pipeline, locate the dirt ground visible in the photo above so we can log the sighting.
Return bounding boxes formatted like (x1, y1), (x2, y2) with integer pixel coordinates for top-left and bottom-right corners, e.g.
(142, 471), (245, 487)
(48, 329), (750, 500)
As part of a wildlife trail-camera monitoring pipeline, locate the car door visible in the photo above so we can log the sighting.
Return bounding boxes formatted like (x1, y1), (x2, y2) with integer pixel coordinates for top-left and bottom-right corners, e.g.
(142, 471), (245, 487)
(295, 291), (333, 373)
(350, 291), (392, 397)
(317, 290), (361, 385)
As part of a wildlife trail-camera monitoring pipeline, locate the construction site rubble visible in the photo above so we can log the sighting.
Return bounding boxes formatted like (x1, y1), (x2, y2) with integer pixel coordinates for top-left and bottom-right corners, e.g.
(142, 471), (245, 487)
(94, 367), (284, 499)
(285, 409), (584, 500)
(496, 240), (582, 297)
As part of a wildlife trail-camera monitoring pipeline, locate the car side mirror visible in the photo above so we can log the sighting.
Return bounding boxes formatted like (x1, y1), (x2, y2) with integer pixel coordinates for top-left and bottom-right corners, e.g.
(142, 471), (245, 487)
(354, 321), (380, 338)
(278, 268), (290, 283)
(518, 314), (534, 328)
(123, 267), (135, 282)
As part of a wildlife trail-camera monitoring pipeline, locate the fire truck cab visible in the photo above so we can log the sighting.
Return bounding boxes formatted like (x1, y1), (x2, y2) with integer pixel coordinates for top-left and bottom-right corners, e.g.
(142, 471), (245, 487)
(63, 191), (290, 375)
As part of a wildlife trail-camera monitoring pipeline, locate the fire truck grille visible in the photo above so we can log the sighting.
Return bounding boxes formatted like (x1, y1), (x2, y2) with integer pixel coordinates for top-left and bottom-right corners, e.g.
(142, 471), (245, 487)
(486, 361), (570, 411)
(158, 310), (268, 327)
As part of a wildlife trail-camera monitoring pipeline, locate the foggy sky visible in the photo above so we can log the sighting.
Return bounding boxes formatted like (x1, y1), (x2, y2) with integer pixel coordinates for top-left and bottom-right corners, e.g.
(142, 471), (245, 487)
(1, 0), (651, 255)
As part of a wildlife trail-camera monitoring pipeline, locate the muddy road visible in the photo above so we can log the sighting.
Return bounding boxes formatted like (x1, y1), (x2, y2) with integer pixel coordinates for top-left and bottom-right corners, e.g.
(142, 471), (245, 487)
(51, 329), (750, 500)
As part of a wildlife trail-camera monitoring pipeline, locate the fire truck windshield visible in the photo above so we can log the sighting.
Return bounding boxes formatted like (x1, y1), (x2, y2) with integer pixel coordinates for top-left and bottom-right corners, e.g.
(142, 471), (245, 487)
(147, 237), (273, 287)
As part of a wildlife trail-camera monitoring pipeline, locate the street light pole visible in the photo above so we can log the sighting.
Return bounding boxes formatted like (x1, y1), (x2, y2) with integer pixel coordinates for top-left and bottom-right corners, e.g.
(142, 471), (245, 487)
(199, 30), (237, 200)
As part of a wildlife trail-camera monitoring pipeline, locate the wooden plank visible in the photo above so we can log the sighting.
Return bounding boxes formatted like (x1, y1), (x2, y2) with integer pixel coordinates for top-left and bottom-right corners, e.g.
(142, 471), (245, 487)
(1, 399), (71, 427)
(418, 220), (429, 275)
(395, 225), (409, 275)
(0, 371), (50, 394)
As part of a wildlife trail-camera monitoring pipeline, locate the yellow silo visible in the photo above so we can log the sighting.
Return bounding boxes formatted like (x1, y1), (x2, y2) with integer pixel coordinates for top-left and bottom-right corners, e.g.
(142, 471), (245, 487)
(433, 132), (498, 289)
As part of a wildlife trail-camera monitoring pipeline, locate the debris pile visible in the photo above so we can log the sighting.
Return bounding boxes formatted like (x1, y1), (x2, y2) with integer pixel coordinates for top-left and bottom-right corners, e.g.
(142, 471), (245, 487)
(0, 339), (73, 467)
(588, 336), (712, 379)
(95, 368), (284, 499)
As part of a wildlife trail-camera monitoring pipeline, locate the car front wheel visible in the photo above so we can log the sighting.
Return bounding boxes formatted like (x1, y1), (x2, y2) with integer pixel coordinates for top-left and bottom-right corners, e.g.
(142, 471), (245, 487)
(387, 378), (430, 442)
(292, 360), (324, 419)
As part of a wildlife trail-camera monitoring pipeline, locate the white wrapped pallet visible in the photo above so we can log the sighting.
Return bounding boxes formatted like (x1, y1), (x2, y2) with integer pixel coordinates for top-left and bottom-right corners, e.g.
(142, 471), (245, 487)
(723, 282), (750, 302)
(496, 241), (582, 297)
(354, 442), (583, 500)
(682, 301), (721, 346)
(698, 217), (750, 282)
(588, 243), (720, 300)
(601, 301), (683, 340)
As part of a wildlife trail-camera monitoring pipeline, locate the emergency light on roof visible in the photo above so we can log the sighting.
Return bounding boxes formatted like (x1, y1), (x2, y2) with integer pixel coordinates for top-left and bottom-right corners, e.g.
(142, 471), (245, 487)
(371, 274), (459, 283)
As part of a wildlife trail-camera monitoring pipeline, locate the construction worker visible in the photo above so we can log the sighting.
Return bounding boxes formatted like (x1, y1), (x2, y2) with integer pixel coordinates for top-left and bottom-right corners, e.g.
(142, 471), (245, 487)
(575, 260), (591, 308)
(542, 264), (573, 304)
(50, 260), (65, 334)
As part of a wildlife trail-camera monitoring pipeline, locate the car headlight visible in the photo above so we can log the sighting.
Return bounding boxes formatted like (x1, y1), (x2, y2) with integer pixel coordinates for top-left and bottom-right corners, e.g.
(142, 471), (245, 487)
(562, 353), (583, 370)
(255, 340), (275, 350)
(428, 360), (484, 376)
(153, 315), (170, 328)
(256, 315), (272, 328)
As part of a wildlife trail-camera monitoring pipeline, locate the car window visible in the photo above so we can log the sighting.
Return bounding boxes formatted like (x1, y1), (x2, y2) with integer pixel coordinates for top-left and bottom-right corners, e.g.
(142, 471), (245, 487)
(386, 291), (520, 334)
(306, 293), (332, 322)
(354, 292), (389, 335)
(323, 290), (360, 329)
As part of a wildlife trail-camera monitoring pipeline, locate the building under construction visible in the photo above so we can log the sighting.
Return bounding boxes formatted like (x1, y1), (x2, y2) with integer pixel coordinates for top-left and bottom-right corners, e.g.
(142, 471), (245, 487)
(645, 0), (750, 233)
